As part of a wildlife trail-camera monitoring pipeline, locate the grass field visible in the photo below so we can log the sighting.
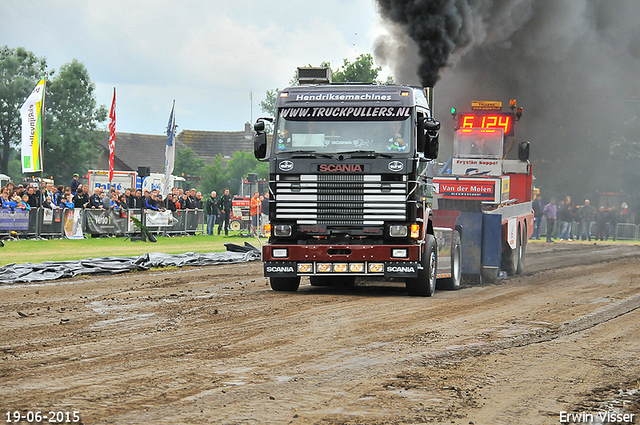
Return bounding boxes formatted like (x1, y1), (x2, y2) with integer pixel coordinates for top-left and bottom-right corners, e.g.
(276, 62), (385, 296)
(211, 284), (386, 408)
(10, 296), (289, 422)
(0, 233), (260, 267)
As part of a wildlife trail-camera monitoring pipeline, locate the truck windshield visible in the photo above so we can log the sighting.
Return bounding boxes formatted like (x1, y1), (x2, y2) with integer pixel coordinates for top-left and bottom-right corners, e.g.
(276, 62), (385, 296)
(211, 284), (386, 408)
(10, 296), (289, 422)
(453, 128), (504, 159)
(274, 111), (412, 154)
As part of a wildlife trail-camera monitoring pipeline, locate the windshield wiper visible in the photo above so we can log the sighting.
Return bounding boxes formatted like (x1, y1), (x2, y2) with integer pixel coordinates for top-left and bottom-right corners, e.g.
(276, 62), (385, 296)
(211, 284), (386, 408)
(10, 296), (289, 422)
(279, 150), (332, 158)
(340, 150), (394, 158)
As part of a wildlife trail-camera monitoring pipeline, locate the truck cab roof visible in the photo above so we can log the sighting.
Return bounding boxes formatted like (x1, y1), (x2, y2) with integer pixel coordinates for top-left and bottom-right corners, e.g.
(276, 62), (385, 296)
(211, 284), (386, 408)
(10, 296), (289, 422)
(276, 85), (430, 111)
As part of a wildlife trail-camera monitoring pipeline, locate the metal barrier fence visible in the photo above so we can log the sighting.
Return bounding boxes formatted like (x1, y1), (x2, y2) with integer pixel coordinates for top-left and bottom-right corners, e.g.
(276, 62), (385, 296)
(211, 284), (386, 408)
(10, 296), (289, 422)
(0, 208), (204, 238)
(537, 218), (639, 241)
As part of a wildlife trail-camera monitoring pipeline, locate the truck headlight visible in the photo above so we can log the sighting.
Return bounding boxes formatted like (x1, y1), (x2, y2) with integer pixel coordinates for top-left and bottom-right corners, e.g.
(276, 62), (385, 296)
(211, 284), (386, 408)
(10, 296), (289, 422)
(317, 263), (332, 273)
(349, 263), (364, 273)
(333, 263), (348, 273)
(298, 263), (313, 273)
(389, 225), (408, 237)
(368, 263), (384, 273)
(274, 224), (292, 237)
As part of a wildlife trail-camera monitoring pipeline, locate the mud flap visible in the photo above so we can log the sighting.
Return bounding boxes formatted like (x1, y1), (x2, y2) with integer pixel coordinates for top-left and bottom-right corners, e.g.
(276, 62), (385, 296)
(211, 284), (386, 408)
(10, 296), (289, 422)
(457, 211), (483, 280)
(482, 214), (502, 283)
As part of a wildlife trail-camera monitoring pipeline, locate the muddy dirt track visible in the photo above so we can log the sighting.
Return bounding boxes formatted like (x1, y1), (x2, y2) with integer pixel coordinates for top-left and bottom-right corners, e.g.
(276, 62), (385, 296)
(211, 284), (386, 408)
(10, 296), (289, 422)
(1, 242), (640, 424)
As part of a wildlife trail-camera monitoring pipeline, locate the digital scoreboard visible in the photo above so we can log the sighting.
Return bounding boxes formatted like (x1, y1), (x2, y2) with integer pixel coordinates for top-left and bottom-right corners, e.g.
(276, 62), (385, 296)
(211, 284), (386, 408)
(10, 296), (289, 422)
(457, 113), (514, 137)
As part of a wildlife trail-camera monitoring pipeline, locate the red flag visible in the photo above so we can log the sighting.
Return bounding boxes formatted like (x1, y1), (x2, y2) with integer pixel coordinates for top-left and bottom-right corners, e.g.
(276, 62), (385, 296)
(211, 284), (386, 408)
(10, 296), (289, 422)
(108, 88), (116, 184)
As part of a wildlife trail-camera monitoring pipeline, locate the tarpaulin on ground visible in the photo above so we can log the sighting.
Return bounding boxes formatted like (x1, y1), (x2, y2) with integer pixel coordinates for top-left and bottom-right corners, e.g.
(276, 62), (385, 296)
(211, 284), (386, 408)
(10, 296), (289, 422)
(0, 248), (261, 284)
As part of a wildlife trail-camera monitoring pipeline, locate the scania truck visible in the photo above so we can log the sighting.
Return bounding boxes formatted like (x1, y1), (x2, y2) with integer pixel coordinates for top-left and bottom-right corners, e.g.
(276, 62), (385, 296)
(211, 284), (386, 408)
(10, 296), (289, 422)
(253, 67), (459, 296)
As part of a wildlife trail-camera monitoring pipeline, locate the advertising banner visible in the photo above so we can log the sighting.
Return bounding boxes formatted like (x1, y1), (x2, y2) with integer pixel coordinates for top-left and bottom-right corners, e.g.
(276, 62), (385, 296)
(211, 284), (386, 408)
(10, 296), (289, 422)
(452, 158), (502, 176)
(63, 209), (84, 239)
(20, 78), (46, 173)
(85, 209), (128, 234)
(0, 209), (30, 231)
(433, 177), (500, 203)
(146, 210), (174, 227)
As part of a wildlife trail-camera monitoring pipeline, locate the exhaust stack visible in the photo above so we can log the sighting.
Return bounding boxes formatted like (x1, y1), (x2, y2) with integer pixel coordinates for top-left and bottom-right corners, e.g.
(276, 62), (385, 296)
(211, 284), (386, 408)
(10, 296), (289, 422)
(424, 87), (434, 115)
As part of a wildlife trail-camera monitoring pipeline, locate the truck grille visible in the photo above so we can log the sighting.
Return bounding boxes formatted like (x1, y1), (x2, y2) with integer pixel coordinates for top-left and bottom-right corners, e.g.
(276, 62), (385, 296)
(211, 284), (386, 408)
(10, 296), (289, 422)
(275, 174), (407, 225)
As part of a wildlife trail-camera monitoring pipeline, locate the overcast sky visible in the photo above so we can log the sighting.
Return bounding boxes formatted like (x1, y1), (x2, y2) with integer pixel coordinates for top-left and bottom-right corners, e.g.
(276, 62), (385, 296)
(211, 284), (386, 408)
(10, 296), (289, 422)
(1, 0), (389, 135)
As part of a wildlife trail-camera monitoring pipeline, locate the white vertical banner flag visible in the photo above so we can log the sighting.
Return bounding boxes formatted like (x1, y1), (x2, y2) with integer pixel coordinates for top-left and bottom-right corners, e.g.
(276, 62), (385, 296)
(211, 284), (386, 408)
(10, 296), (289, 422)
(162, 100), (176, 199)
(20, 78), (46, 173)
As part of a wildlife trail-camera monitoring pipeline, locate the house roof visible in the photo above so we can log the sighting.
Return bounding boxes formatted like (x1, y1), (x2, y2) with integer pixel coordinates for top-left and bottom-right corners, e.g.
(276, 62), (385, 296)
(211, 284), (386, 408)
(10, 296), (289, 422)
(97, 128), (254, 172)
(175, 129), (253, 163)
(98, 132), (167, 173)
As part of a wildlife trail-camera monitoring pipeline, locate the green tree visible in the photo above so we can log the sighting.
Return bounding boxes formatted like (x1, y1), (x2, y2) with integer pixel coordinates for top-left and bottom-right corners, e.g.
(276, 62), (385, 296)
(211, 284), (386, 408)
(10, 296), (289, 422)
(260, 54), (392, 118)
(198, 150), (268, 195)
(331, 54), (382, 83)
(43, 60), (107, 183)
(174, 147), (205, 178)
(198, 154), (224, 195)
(0, 46), (50, 175)
(258, 89), (278, 117)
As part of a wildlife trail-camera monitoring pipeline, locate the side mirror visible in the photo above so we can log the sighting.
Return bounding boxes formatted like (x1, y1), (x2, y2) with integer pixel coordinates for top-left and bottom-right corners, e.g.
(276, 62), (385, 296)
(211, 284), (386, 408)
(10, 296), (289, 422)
(424, 118), (440, 132)
(253, 117), (273, 160)
(254, 132), (267, 160)
(425, 133), (439, 160)
(418, 117), (440, 159)
(518, 141), (530, 161)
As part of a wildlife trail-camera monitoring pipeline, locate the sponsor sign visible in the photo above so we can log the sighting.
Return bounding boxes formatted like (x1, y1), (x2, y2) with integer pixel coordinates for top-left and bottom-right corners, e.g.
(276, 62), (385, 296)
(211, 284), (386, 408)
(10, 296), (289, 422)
(63, 209), (84, 239)
(146, 210), (174, 227)
(501, 176), (510, 202)
(452, 158), (502, 176)
(507, 218), (517, 249)
(280, 106), (412, 121)
(0, 209), (30, 231)
(293, 93), (395, 102)
(433, 177), (500, 202)
(85, 209), (129, 234)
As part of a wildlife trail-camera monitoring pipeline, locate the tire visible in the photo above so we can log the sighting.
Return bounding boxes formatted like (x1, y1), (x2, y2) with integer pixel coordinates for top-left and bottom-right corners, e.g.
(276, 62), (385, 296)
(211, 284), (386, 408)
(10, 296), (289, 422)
(501, 232), (519, 276)
(406, 234), (437, 297)
(270, 276), (300, 292)
(516, 227), (526, 274)
(229, 219), (242, 231)
(439, 231), (461, 290)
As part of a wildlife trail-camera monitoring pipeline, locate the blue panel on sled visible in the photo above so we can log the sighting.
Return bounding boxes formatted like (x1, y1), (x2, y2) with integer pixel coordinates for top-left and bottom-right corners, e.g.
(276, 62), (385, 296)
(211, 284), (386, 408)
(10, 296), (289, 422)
(482, 214), (502, 269)
(457, 211), (483, 275)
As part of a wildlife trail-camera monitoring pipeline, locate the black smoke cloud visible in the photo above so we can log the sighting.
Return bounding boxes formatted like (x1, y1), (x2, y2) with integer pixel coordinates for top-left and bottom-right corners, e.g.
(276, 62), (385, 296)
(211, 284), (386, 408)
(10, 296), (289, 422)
(374, 0), (640, 215)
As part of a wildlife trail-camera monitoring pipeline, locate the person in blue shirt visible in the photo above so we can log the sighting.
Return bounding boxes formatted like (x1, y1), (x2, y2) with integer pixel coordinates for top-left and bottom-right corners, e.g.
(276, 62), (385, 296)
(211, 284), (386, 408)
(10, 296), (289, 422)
(70, 173), (80, 195)
(19, 195), (31, 211)
(1, 192), (17, 210)
(144, 192), (160, 211)
(60, 193), (75, 209)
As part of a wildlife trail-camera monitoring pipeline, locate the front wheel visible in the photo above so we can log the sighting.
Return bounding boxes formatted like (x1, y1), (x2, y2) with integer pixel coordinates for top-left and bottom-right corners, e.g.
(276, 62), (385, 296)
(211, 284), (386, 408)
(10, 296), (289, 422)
(229, 219), (242, 231)
(270, 276), (300, 292)
(439, 231), (461, 290)
(406, 234), (437, 297)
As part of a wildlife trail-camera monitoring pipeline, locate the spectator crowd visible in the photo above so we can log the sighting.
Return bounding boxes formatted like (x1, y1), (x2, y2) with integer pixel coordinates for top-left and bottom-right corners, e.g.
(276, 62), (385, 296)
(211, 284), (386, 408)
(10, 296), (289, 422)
(2, 174), (272, 238)
(532, 194), (629, 242)
(2, 176), (209, 214)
